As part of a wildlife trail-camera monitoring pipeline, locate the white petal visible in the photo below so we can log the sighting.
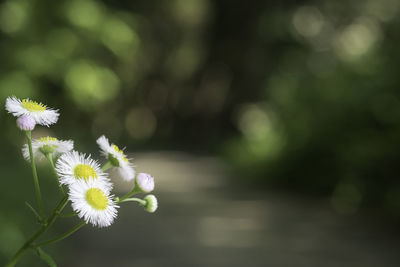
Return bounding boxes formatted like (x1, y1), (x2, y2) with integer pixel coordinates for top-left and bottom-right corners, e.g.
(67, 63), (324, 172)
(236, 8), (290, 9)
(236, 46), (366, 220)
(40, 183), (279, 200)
(68, 179), (118, 228)
(56, 151), (112, 189)
(117, 164), (136, 182)
(5, 96), (25, 117)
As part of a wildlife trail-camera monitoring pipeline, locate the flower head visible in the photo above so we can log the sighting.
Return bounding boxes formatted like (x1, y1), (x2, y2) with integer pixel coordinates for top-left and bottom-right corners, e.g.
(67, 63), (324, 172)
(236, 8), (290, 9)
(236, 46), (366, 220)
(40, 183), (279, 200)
(56, 151), (112, 188)
(96, 135), (135, 182)
(143, 195), (158, 213)
(5, 96), (59, 127)
(22, 136), (74, 161)
(69, 179), (118, 227)
(136, 173), (155, 193)
(16, 115), (36, 131)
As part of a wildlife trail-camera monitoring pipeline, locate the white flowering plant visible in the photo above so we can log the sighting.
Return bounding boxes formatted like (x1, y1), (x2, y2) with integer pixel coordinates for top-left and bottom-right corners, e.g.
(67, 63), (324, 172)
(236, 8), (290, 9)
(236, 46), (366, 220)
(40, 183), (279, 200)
(4, 96), (158, 267)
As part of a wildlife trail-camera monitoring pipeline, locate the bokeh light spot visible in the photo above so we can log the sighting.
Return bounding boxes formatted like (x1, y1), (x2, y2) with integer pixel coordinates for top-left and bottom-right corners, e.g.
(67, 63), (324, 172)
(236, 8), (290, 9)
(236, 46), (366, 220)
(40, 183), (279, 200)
(237, 104), (272, 141)
(65, 60), (120, 109)
(100, 16), (139, 57)
(334, 17), (381, 60)
(0, 0), (29, 34)
(125, 107), (157, 140)
(65, 0), (103, 29)
(292, 6), (324, 38)
(236, 104), (285, 159)
(171, 0), (210, 26)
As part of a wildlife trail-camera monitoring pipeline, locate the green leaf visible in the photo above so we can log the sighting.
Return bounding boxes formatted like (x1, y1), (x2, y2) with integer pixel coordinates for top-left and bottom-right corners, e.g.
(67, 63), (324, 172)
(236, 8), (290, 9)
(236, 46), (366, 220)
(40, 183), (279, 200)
(36, 247), (57, 267)
(25, 201), (42, 223)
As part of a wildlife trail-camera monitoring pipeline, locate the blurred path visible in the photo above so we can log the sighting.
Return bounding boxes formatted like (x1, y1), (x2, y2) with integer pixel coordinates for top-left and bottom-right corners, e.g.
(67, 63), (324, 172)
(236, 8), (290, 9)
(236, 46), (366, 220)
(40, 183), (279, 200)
(65, 152), (400, 267)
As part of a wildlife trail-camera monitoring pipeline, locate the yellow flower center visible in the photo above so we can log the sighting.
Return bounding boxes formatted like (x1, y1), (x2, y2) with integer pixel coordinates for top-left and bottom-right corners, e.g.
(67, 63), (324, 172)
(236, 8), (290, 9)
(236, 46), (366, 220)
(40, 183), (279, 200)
(85, 188), (108, 210)
(112, 144), (128, 162)
(74, 164), (98, 181)
(22, 99), (46, 112)
(39, 137), (58, 143)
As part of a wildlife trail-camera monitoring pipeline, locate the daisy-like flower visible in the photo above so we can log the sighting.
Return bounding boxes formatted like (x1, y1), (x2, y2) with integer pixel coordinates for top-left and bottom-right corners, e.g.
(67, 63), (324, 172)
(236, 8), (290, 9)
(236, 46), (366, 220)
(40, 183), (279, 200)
(22, 136), (74, 161)
(56, 151), (112, 188)
(96, 135), (135, 182)
(69, 178), (118, 227)
(5, 96), (59, 127)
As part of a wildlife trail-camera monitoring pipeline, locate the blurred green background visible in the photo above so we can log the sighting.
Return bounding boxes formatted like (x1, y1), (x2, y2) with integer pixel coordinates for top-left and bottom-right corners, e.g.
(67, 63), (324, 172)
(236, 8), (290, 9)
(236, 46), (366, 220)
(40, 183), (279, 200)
(1, 0), (400, 266)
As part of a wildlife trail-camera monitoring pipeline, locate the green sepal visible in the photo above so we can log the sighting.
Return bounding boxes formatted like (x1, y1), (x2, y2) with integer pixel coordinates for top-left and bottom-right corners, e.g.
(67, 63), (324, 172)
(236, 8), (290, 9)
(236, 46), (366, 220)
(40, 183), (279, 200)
(40, 145), (56, 154)
(36, 247), (57, 267)
(108, 153), (120, 167)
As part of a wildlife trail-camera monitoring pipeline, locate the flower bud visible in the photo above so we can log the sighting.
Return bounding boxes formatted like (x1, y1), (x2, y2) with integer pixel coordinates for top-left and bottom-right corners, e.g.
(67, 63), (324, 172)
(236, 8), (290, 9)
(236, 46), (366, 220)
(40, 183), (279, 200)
(143, 195), (158, 213)
(17, 115), (36, 131)
(136, 173), (155, 193)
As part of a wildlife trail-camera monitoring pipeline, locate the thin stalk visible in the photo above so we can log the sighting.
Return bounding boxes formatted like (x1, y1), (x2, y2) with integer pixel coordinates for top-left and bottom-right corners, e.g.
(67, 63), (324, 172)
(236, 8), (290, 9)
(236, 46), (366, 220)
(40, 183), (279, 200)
(34, 221), (86, 248)
(118, 197), (146, 205)
(4, 196), (69, 267)
(26, 131), (45, 219)
(59, 212), (77, 218)
(45, 153), (65, 196)
(101, 161), (113, 171)
(25, 202), (42, 223)
(117, 187), (141, 203)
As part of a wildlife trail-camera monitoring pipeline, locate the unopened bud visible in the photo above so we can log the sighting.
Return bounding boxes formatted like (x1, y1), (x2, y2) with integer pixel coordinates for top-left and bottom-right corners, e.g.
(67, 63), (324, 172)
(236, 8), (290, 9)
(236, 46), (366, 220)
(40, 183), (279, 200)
(143, 195), (158, 213)
(136, 173), (155, 193)
(17, 115), (36, 131)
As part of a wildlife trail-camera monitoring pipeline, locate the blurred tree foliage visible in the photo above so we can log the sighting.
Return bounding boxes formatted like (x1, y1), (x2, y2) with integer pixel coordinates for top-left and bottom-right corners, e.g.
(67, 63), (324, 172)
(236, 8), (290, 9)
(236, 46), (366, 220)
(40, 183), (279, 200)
(1, 2), (400, 260)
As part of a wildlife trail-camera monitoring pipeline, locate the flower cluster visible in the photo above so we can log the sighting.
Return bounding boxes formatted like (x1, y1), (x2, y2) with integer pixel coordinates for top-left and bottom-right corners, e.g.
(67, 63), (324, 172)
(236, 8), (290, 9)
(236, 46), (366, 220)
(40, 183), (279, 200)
(5, 96), (158, 229)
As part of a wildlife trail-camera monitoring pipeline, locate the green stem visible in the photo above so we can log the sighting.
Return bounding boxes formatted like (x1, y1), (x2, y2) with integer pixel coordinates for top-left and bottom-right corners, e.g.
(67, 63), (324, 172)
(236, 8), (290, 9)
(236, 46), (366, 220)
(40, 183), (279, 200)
(59, 212), (77, 218)
(4, 196), (69, 267)
(118, 197), (146, 205)
(34, 221), (86, 248)
(45, 153), (65, 196)
(117, 187), (141, 203)
(101, 161), (113, 171)
(26, 131), (45, 219)
(25, 202), (42, 223)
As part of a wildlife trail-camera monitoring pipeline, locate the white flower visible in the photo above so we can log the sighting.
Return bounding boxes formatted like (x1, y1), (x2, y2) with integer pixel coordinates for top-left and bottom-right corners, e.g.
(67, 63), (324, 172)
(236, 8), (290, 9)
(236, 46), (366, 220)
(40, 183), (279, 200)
(17, 114), (36, 131)
(96, 135), (135, 182)
(143, 195), (158, 213)
(5, 96), (59, 127)
(136, 173), (155, 193)
(69, 178), (118, 227)
(22, 137), (74, 161)
(56, 151), (112, 188)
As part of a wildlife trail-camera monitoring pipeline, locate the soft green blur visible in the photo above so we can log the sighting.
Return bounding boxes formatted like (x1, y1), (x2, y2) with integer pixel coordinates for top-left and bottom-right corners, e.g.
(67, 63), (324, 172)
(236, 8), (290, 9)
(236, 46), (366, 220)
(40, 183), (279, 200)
(1, 0), (400, 265)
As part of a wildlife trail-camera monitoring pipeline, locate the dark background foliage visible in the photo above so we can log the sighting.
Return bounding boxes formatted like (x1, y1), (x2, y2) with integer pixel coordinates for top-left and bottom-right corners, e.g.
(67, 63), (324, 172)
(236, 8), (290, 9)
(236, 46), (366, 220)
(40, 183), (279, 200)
(1, 0), (400, 266)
